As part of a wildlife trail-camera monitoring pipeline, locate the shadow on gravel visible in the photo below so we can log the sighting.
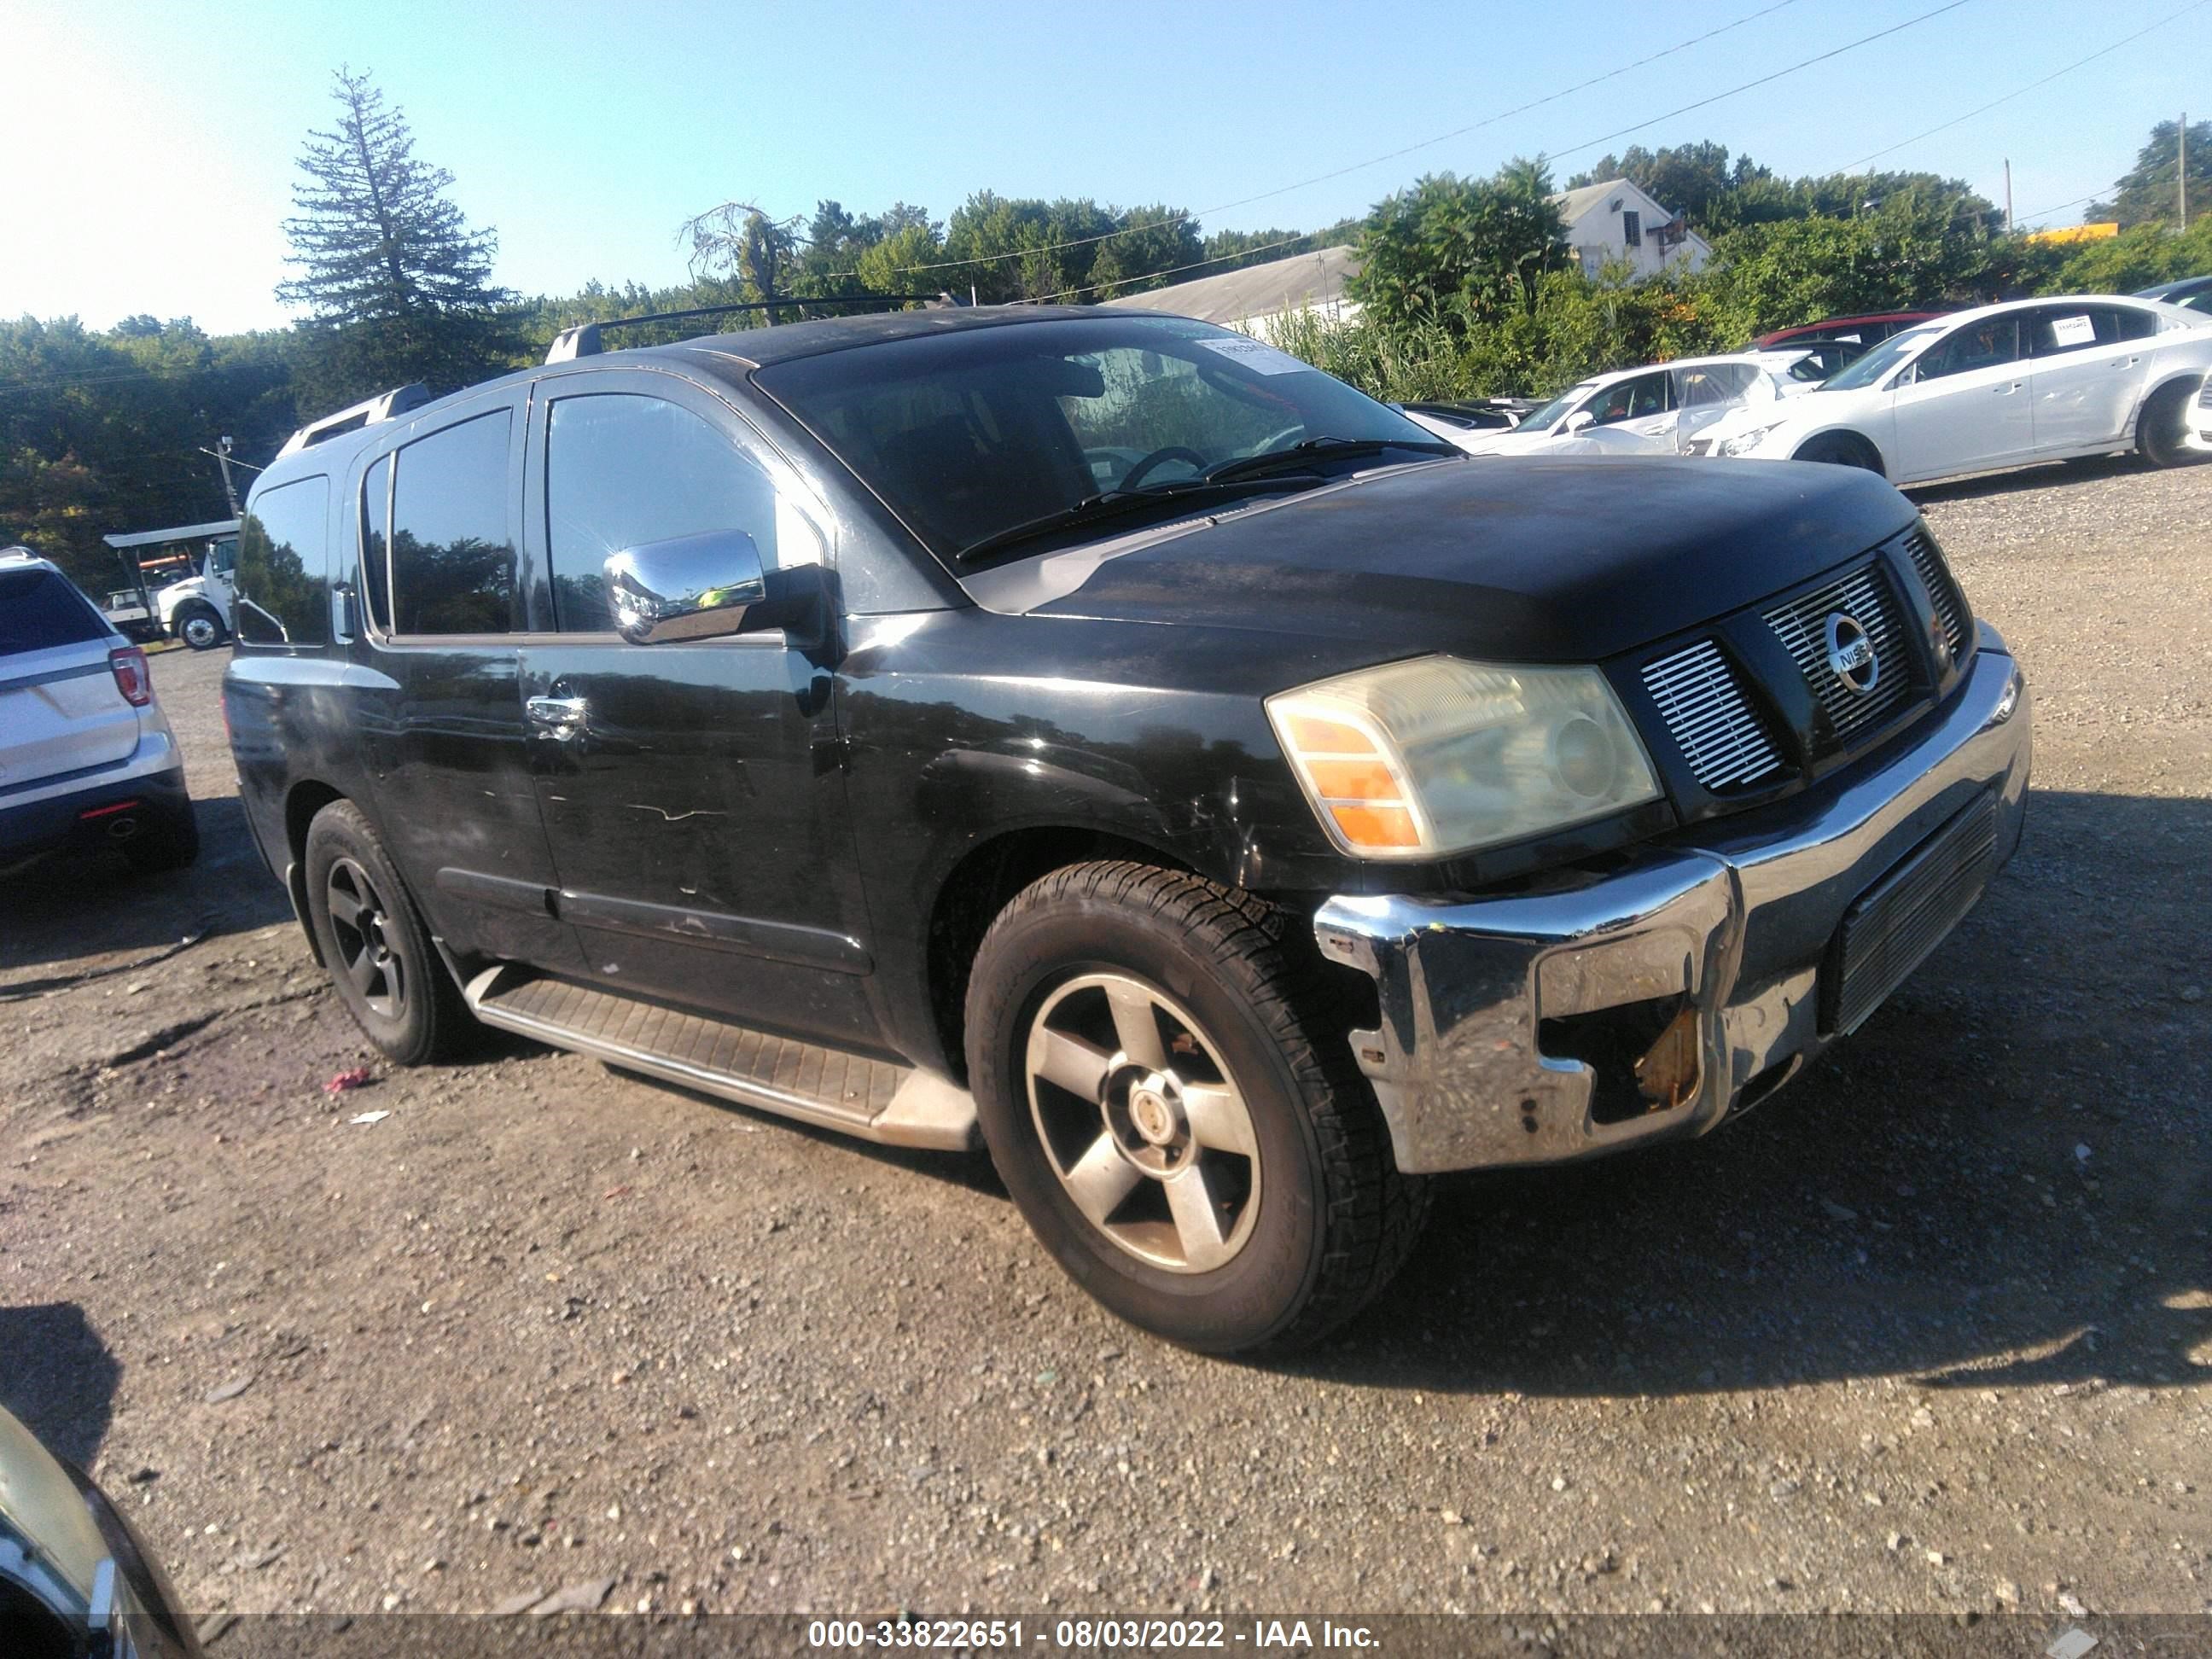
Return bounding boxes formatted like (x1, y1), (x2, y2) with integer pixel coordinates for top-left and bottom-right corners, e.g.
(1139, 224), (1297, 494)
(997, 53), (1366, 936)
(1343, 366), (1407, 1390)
(1289, 788), (2212, 1398)
(0, 796), (293, 976)
(0, 1303), (120, 1468)
(1901, 453), (2157, 504)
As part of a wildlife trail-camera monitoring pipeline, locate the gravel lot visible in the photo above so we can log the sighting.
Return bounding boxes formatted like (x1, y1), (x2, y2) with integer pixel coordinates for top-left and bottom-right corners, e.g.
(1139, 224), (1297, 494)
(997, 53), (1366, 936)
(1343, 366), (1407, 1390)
(3, 455), (2206, 1629)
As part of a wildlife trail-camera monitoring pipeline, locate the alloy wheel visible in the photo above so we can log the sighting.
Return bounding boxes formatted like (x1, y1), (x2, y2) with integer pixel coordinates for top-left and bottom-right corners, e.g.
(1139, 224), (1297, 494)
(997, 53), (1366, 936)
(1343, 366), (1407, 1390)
(1023, 973), (1262, 1273)
(325, 856), (407, 1020)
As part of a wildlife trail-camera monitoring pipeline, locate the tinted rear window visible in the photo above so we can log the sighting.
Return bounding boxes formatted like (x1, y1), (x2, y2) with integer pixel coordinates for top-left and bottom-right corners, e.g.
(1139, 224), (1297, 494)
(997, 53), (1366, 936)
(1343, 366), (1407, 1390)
(236, 475), (331, 647)
(0, 568), (107, 656)
(390, 410), (515, 636)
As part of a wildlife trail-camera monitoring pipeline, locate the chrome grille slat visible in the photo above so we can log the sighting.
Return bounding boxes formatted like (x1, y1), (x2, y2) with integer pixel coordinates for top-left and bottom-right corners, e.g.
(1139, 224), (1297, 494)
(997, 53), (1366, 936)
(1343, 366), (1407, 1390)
(1763, 562), (1912, 743)
(1640, 640), (1784, 790)
(1901, 529), (1967, 657)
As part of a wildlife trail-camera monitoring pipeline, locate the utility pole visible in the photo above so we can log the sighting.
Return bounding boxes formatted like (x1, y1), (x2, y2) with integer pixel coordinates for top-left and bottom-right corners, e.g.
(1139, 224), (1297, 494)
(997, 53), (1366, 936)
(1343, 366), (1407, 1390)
(214, 436), (242, 520)
(2004, 160), (2013, 232)
(2180, 114), (2189, 232)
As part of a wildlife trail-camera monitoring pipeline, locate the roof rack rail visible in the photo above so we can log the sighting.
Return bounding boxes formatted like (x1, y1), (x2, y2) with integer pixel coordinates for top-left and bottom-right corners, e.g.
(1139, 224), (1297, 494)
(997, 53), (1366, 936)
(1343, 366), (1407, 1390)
(276, 383), (433, 458)
(545, 293), (964, 364)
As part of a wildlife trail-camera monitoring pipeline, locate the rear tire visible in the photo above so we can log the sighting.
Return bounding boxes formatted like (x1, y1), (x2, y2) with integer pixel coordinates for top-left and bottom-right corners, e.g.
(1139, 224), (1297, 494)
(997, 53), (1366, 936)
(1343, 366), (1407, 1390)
(124, 801), (200, 873)
(2136, 381), (2201, 469)
(964, 860), (1429, 1354)
(304, 800), (472, 1065)
(174, 604), (226, 650)
(1792, 432), (1884, 474)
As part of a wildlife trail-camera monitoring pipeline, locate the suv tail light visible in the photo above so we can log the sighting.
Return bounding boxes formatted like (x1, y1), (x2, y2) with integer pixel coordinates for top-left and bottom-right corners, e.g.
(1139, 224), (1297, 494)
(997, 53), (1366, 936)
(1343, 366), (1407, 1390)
(109, 645), (153, 707)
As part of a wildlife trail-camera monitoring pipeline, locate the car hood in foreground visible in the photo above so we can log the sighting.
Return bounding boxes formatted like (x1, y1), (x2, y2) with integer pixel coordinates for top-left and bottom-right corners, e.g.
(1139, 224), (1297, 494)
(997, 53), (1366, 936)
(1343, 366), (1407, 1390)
(961, 454), (1918, 663)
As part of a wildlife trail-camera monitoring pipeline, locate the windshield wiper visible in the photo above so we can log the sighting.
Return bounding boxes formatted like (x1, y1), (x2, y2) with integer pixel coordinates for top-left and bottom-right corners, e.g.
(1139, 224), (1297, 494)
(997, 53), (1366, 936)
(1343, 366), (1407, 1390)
(954, 476), (1318, 562)
(1201, 434), (1457, 485)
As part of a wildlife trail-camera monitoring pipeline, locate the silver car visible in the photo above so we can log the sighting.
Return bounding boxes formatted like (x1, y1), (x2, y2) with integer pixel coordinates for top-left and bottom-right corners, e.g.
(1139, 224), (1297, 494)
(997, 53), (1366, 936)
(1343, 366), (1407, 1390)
(0, 549), (197, 875)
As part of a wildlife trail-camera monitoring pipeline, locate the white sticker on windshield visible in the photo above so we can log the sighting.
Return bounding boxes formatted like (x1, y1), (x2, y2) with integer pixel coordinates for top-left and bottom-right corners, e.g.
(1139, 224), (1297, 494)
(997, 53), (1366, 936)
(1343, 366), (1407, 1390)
(2049, 313), (2096, 348)
(1195, 336), (1313, 375)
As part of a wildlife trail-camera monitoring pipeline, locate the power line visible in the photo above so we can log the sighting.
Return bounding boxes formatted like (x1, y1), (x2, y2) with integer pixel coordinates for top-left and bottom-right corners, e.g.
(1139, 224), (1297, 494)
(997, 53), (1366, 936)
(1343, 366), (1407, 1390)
(1030, 0), (1976, 302)
(1835, 0), (2210, 172)
(846, 0), (1810, 282)
(1533, 0), (1974, 170)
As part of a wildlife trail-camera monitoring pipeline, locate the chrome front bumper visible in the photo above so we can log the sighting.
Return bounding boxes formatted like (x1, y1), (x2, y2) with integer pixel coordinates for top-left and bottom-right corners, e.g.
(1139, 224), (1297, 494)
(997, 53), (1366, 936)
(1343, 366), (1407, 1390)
(1313, 640), (2031, 1175)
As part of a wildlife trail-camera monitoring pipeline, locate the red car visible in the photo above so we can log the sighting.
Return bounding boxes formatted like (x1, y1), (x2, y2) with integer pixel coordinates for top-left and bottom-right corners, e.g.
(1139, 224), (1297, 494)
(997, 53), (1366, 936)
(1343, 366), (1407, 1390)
(1752, 311), (1948, 350)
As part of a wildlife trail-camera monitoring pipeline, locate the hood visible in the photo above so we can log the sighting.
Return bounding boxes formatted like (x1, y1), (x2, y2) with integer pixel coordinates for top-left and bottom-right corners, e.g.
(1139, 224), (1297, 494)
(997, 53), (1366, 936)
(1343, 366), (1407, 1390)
(963, 454), (1917, 663)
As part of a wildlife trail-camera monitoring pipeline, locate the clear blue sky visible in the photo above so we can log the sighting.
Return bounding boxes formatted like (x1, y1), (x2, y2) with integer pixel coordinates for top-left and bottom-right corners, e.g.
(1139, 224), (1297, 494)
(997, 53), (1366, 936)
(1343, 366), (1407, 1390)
(3, 0), (2204, 334)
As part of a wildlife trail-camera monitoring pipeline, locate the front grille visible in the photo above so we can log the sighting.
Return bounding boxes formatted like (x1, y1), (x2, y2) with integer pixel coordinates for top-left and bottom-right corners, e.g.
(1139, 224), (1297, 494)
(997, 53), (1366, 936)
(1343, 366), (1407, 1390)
(1763, 562), (1913, 745)
(1640, 640), (1784, 789)
(1901, 529), (1968, 658)
(1825, 792), (1999, 1034)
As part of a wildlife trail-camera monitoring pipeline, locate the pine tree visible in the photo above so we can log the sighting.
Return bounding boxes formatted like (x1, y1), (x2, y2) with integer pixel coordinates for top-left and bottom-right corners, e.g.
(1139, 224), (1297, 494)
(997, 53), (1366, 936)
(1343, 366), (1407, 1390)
(278, 68), (518, 403)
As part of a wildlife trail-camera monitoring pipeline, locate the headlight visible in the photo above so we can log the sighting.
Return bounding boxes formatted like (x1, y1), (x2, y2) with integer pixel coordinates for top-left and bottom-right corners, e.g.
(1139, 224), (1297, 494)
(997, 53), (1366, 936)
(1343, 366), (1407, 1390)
(1715, 422), (1785, 457)
(1266, 655), (1662, 859)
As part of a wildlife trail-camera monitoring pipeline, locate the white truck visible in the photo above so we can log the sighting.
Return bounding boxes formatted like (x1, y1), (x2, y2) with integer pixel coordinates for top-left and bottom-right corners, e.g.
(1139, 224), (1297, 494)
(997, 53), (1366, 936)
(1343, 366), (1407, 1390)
(100, 518), (242, 650)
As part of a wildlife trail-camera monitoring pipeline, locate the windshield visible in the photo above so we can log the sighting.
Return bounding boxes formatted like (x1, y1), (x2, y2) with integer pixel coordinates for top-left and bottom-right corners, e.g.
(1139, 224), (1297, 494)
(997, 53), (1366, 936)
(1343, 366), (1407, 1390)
(1515, 381), (1599, 435)
(756, 317), (1450, 560)
(1819, 325), (1942, 393)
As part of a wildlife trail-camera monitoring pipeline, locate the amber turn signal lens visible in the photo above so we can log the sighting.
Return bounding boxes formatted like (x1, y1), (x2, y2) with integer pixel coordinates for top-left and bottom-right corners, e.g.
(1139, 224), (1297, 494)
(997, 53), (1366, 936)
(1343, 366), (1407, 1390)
(1280, 712), (1379, 755)
(1303, 758), (1400, 800)
(1328, 803), (1420, 848)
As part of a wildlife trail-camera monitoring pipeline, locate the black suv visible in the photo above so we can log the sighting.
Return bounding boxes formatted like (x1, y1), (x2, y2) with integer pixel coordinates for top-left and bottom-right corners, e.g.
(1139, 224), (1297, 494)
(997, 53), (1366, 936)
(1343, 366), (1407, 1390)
(225, 306), (2031, 1353)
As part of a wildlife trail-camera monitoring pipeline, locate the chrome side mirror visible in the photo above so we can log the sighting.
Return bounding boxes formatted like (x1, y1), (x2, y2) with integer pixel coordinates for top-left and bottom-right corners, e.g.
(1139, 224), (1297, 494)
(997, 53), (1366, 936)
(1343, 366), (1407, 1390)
(605, 530), (767, 644)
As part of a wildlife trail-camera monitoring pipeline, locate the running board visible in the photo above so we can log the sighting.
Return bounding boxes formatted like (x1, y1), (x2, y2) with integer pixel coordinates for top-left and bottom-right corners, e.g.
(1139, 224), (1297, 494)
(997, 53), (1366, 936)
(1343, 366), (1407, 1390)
(460, 967), (978, 1152)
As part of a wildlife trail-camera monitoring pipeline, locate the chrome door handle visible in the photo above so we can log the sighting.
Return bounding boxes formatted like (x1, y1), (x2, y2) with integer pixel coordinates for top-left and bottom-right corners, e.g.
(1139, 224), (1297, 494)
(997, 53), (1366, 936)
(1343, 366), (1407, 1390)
(527, 695), (590, 736)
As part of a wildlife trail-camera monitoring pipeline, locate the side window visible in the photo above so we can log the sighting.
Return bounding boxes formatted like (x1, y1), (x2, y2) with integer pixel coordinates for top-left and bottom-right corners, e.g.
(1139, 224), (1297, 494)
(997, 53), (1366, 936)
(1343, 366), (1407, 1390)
(235, 475), (330, 648)
(2112, 305), (2161, 339)
(1917, 317), (2021, 381)
(211, 538), (239, 576)
(360, 453), (392, 632)
(545, 393), (822, 633)
(390, 410), (515, 637)
(1592, 372), (1668, 424)
(2024, 308), (2101, 357)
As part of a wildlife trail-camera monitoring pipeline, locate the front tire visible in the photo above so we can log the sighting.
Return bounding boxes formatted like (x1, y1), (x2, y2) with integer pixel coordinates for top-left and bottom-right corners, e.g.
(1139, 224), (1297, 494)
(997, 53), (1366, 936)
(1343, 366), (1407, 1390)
(174, 604), (226, 650)
(2137, 381), (2201, 469)
(965, 861), (1429, 1353)
(304, 800), (471, 1065)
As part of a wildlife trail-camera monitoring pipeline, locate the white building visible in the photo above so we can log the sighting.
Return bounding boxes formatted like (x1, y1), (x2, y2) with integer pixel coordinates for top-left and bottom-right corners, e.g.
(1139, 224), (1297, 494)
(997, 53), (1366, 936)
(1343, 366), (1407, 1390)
(1549, 178), (1713, 279)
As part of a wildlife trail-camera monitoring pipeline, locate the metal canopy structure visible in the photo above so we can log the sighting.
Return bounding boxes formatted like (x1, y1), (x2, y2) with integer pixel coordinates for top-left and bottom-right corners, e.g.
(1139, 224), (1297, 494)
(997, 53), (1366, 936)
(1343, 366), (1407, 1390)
(102, 519), (239, 550)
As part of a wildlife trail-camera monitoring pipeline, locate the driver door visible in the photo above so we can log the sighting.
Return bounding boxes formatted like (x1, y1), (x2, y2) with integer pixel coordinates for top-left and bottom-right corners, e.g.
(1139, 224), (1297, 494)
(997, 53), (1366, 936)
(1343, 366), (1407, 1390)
(1582, 370), (1675, 451)
(516, 370), (880, 1046)
(1889, 317), (2034, 481)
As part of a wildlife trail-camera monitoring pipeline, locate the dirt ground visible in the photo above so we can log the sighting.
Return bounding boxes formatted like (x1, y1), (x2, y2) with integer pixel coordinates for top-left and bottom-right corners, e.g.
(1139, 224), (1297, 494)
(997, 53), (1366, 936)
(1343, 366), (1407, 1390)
(3, 455), (2206, 1630)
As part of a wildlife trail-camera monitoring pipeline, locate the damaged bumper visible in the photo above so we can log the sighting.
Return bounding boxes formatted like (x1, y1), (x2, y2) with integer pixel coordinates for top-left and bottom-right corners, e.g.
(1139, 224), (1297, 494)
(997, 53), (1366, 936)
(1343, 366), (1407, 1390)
(1313, 641), (2031, 1175)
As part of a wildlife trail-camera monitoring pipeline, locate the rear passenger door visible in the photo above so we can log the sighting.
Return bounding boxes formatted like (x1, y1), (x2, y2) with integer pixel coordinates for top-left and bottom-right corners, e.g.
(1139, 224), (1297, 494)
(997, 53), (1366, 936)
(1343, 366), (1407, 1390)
(353, 389), (576, 970)
(2023, 302), (2158, 452)
(515, 370), (879, 1046)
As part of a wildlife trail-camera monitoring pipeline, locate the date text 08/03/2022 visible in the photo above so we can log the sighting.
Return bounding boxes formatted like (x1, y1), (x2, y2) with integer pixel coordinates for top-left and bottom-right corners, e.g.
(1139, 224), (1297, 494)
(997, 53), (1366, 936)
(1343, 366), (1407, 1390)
(806, 1617), (1381, 1649)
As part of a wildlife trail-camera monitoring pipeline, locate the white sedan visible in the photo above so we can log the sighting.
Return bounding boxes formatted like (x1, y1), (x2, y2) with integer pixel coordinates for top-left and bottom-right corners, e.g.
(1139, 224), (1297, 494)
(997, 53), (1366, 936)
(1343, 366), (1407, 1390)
(1419, 353), (1813, 458)
(1695, 294), (2212, 480)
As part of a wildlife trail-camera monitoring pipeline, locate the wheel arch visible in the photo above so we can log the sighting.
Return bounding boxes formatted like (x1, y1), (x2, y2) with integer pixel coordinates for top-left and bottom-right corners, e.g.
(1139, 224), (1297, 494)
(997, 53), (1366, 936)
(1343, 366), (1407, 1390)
(280, 778), (348, 965)
(921, 824), (1193, 1083)
(1790, 426), (1889, 476)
